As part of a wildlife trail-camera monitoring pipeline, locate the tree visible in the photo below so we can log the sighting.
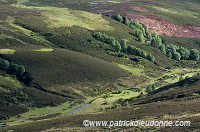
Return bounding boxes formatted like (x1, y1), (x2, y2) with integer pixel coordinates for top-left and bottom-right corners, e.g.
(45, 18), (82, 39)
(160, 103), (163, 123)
(116, 14), (123, 23)
(146, 84), (156, 93)
(94, 32), (102, 40)
(145, 41), (151, 46)
(190, 49), (199, 61)
(146, 54), (155, 62)
(111, 39), (117, 47)
(158, 44), (166, 54)
(177, 47), (190, 60)
(134, 21), (143, 29)
(127, 45), (134, 55)
(172, 52), (181, 61)
(185, 48), (190, 60)
(124, 17), (130, 26)
(156, 36), (163, 45)
(17, 65), (26, 76)
(107, 36), (115, 44)
(140, 50), (147, 58)
(114, 41), (121, 52)
(167, 52), (172, 59)
(179, 75), (185, 81)
(120, 40), (127, 52)
(135, 48), (142, 56)
(166, 44), (177, 54)
(141, 27), (146, 37)
(8, 62), (19, 74)
(146, 30), (152, 40)
(0, 59), (10, 71)
(151, 38), (159, 48)
(138, 33), (145, 43)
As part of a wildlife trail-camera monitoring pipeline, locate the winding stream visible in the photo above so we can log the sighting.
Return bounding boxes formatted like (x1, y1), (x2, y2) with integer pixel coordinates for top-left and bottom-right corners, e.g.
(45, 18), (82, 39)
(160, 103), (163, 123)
(67, 104), (90, 115)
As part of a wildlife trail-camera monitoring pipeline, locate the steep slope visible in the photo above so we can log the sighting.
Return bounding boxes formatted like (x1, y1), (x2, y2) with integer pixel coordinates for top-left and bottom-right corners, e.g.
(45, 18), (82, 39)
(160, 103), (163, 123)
(2, 48), (130, 88)
(0, 71), (67, 120)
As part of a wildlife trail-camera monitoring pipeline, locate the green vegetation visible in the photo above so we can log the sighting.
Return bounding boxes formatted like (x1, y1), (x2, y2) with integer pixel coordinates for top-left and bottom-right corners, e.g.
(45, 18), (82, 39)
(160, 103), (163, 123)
(1, 75), (200, 131)
(0, 49), (15, 54)
(2, 48), (130, 89)
(0, 57), (26, 77)
(34, 48), (54, 52)
(94, 32), (155, 62)
(42, 9), (114, 31)
(0, 0), (200, 131)
(152, 6), (198, 19)
(4, 88), (30, 106)
(0, 73), (29, 121)
(146, 84), (156, 93)
(114, 14), (200, 61)
(117, 64), (144, 76)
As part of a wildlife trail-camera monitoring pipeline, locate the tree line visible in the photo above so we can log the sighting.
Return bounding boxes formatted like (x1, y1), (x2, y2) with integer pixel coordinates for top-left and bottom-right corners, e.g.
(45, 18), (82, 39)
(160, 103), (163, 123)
(94, 32), (155, 62)
(0, 57), (26, 77)
(114, 14), (200, 61)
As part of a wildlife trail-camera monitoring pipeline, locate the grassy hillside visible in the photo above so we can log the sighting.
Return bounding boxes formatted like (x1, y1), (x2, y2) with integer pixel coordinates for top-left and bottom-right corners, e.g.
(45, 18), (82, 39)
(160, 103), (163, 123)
(0, 71), (67, 120)
(1, 76), (200, 132)
(2, 48), (130, 87)
(21, 0), (200, 26)
(131, 75), (200, 104)
(0, 0), (200, 131)
(1, 48), (131, 105)
(0, 3), (176, 70)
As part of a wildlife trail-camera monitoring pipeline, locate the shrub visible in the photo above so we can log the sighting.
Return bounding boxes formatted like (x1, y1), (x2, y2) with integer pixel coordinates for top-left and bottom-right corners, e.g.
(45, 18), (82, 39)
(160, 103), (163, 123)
(172, 52), (181, 61)
(116, 14), (123, 23)
(146, 84), (156, 93)
(0, 57), (26, 76)
(102, 94), (110, 99)
(190, 49), (199, 61)
(146, 54), (155, 62)
(179, 75), (185, 81)
(0, 59), (10, 70)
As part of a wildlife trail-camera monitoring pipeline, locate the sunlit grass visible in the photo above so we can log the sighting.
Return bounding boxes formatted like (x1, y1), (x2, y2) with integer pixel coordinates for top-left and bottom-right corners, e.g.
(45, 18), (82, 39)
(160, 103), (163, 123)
(0, 49), (15, 54)
(6, 102), (84, 126)
(152, 6), (198, 18)
(12, 0), (114, 31)
(0, 75), (22, 89)
(76, 90), (140, 115)
(117, 64), (144, 75)
(0, 86), (10, 93)
(163, 68), (200, 84)
(6, 17), (52, 47)
(35, 48), (54, 52)
(42, 9), (114, 31)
